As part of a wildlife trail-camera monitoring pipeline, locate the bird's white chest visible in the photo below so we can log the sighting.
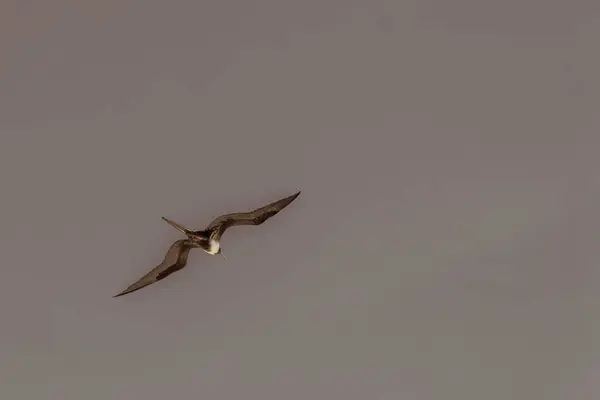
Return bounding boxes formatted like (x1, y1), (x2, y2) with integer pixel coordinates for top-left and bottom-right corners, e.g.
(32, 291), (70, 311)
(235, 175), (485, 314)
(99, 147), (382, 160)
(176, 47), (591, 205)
(204, 238), (220, 255)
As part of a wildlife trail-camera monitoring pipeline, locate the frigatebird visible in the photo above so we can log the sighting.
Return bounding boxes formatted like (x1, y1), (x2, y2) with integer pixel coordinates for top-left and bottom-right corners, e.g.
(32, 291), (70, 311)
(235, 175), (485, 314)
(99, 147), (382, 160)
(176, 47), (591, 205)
(113, 191), (301, 298)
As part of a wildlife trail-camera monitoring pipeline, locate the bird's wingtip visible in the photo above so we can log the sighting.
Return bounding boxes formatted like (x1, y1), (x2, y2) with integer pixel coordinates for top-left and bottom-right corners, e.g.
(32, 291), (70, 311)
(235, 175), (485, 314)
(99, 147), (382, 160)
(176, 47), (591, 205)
(113, 288), (133, 298)
(286, 190), (301, 202)
(281, 191), (301, 203)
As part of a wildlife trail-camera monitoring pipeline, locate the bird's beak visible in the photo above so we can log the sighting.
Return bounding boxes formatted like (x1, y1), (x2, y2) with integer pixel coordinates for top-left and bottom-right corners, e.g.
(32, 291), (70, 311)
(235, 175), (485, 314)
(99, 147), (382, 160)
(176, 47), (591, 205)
(161, 217), (193, 236)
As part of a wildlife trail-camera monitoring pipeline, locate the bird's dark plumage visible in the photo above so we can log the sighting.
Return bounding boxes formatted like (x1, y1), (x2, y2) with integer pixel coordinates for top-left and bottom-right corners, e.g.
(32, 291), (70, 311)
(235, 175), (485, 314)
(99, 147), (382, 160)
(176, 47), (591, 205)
(113, 239), (193, 298)
(205, 191), (301, 243)
(114, 190), (300, 298)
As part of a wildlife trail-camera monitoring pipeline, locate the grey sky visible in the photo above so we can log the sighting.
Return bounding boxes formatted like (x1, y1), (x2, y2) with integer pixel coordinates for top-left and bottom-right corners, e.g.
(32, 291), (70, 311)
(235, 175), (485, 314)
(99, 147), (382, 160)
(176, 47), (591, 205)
(1, 1), (600, 399)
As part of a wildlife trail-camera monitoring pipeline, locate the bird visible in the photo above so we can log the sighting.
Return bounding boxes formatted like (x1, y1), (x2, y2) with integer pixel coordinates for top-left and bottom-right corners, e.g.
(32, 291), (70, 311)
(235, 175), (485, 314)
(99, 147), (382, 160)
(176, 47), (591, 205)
(113, 190), (301, 298)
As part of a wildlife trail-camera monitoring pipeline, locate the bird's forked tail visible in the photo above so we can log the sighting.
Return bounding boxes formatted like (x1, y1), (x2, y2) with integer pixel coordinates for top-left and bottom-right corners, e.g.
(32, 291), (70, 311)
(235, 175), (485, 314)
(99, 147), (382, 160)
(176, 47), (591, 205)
(161, 216), (194, 236)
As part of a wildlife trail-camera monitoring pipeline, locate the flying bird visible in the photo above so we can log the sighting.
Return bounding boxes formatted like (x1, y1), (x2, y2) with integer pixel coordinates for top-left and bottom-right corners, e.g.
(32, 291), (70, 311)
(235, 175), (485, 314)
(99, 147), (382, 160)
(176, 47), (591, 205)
(113, 191), (301, 298)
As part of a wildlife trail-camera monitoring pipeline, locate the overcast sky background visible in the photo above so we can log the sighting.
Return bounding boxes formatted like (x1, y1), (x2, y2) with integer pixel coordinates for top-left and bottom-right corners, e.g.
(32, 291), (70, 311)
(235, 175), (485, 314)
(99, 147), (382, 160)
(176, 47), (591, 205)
(1, 1), (600, 399)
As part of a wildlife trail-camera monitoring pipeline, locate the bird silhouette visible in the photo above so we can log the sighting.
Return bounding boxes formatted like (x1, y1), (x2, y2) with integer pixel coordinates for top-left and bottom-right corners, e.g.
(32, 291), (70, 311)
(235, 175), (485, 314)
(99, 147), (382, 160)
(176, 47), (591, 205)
(113, 191), (301, 297)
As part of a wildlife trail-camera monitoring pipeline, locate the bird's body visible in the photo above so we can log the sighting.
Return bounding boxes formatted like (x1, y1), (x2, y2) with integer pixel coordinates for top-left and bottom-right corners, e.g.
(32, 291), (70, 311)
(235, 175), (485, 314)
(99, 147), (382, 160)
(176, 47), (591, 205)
(113, 190), (300, 297)
(205, 237), (221, 255)
(178, 230), (220, 255)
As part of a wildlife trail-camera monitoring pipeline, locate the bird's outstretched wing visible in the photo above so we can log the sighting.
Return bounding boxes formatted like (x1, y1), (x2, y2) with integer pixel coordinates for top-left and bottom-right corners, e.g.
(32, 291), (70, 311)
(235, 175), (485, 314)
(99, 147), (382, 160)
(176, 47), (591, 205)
(205, 191), (301, 241)
(113, 239), (193, 298)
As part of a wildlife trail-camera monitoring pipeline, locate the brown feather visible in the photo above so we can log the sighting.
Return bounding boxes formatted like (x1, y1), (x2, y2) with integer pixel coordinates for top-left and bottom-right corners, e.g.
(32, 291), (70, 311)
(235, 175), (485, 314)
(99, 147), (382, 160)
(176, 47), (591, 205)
(113, 239), (194, 298)
(205, 191), (301, 241)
